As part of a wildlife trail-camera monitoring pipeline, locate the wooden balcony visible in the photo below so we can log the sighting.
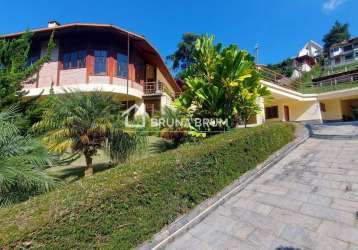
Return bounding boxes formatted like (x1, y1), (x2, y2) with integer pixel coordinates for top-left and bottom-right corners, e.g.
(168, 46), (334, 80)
(143, 81), (163, 96)
(143, 81), (183, 99)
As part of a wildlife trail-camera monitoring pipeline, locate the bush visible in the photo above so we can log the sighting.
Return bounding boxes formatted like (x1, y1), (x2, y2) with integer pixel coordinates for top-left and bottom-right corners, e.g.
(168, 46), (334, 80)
(0, 123), (295, 249)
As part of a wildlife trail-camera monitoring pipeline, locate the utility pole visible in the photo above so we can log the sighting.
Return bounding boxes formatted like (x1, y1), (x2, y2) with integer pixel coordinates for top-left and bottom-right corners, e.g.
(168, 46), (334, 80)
(255, 42), (259, 65)
(126, 33), (130, 110)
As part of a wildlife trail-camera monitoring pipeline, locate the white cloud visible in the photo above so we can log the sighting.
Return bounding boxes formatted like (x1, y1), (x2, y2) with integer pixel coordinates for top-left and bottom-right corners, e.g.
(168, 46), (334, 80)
(323, 0), (346, 11)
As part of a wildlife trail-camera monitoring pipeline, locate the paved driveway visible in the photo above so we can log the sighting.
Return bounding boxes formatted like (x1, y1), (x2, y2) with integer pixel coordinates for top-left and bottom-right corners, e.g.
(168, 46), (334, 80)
(165, 123), (358, 250)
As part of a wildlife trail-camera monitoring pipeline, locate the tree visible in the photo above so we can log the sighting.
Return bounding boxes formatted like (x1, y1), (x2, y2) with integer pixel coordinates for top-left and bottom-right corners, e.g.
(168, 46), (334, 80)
(23, 87), (59, 131)
(166, 33), (200, 76)
(177, 35), (269, 131)
(266, 58), (294, 78)
(32, 91), (146, 177)
(0, 32), (55, 110)
(323, 21), (351, 51)
(0, 106), (58, 207)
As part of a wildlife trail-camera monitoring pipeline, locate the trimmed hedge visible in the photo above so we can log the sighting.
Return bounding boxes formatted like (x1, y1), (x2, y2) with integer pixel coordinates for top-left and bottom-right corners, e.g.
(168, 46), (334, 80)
(0, 123), (294, 249)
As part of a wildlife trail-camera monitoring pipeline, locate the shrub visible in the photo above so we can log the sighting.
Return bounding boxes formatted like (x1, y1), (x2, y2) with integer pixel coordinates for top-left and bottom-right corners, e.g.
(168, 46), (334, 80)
(0, 123), (295, 249)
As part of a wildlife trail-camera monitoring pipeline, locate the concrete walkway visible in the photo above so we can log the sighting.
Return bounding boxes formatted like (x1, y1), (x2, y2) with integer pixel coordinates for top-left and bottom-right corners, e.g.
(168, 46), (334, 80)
(165, 123), (358, 250)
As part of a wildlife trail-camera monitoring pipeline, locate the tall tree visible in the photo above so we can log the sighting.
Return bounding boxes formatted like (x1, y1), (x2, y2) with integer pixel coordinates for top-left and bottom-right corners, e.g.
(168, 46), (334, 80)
(323, 21), (351, 51)
(166, 33), (200, 76)
(32, 91), (146, 177)
(0, 32), (54, 109)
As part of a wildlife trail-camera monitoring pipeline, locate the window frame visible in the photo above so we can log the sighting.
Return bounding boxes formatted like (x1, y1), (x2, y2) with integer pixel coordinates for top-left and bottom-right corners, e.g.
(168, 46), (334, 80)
(265, 106), (279, 119)
(343, 45), (353, 52)
(344, 53), (354, 61)
(94, 50), (108, 75)
(116, 52), (128, 78)
(62, 49), (87, 70)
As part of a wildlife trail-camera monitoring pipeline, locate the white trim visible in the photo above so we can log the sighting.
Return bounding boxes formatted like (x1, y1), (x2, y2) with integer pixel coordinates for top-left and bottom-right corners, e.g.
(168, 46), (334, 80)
(24, 83), (144, 99)
(262, 80), (358, 102)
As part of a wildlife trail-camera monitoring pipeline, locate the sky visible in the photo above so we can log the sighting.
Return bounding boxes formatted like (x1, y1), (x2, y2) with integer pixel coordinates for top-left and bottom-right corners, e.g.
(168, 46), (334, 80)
(0, 0), (357, 65)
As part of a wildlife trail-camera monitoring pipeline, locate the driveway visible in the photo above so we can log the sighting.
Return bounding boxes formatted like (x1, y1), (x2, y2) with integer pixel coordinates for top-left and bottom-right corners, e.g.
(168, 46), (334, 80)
(165, 122), (358, 250)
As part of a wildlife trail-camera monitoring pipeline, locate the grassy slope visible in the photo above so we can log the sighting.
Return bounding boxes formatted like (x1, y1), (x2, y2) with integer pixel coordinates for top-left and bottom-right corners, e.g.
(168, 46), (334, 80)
(0, 123), (295, 249)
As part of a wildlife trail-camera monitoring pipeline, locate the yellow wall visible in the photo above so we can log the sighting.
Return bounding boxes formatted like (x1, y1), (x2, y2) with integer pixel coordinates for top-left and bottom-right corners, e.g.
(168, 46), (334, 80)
(320, 99), (342, 121)
(156, 68), (175, 96)
(286, 101), (322, 122)
(264, 99), (322, 122)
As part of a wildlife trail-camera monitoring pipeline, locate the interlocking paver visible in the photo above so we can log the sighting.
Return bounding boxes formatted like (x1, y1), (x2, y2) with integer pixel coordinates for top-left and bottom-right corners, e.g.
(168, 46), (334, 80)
(164, 123), (358, 249)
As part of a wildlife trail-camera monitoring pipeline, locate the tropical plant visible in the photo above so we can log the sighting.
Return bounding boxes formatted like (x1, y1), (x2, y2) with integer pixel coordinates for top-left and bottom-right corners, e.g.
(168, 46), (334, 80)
(166, 33), (200, 76)
(177, 35), (269, 131)
(323, 21), (351, 51)
(21, 87), (59, 132)
(0, 106), (58, 207)
(0, 32), (55, 110)
(159, 106), (188, 145)
(31, 91), (146, 177)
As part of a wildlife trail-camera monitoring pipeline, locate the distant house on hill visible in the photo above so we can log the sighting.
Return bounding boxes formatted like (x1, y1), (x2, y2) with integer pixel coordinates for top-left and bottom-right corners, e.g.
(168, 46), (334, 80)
(291, 40), (323, 79)
(326, 37), (358, 68)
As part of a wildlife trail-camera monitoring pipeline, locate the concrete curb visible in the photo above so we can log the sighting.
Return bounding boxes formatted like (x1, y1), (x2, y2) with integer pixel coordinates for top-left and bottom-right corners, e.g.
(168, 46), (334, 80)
(138, 123), (310, 250)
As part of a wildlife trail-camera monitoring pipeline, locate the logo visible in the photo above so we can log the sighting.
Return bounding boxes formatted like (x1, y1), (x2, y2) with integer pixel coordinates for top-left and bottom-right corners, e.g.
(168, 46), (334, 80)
(122, 104), (147, 128)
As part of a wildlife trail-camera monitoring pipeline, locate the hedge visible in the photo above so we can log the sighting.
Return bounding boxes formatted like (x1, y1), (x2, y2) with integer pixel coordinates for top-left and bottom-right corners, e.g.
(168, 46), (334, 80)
(0, 123), (295, 249)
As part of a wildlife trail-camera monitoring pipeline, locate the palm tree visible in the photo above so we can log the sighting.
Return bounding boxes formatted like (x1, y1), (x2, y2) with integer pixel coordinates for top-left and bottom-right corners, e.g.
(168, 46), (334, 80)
(0, 106), (57, 207)
(32, 91), (145, 177)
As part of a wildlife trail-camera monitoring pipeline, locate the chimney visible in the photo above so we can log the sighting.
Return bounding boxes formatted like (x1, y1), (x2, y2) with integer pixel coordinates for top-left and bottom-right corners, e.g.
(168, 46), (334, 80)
(48, 20), (61, 28)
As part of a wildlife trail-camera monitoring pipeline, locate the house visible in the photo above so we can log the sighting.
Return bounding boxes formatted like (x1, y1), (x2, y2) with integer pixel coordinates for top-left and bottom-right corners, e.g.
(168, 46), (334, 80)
(291, 40), (322, 79)
(254, 66), (358, 124)
(2, 22), (358, 125)
(327, 37), (358, 68)
(0, 21), (181, 116)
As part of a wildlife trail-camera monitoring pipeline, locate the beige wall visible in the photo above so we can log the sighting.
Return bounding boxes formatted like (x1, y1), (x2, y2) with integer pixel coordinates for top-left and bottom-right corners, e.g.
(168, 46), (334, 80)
(60, 68), (86, 85)
(287, 100), (322, 122)
(264, 99), (322, 123)
(320, 99), (342, 121)
(157, 68), (175, 96)
(38, 41), (59, 87)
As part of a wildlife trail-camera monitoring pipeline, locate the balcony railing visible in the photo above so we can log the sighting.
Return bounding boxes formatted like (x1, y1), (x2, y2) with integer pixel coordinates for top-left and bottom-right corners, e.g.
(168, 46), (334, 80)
(256, 65), (302, 90)
(144, 81), (163, 96)
(311, 72), (358, 88)
(143, 81), (183, 100)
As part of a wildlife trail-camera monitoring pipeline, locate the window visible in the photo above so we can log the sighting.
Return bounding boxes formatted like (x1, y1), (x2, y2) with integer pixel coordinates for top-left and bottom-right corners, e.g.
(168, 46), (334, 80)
(117, 53), (128, 78)
(331, 47), (340, 53)
(345, 53), (354, 61)
(63, 50), (87, 69)
(27, 55), (40, 66)
(265, 106), (279, 119)
(94, 50), (107, 74)
(27, 49), (40, 66)
(343, 45), (353, 52)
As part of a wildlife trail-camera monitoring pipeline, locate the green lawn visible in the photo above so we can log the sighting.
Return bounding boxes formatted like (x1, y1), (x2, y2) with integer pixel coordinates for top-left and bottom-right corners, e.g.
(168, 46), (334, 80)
(0, 123), (294, 249)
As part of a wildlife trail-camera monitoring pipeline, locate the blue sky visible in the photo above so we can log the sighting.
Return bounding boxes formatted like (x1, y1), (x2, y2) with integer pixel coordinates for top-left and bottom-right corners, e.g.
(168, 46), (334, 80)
(0, 0), (357, 64)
